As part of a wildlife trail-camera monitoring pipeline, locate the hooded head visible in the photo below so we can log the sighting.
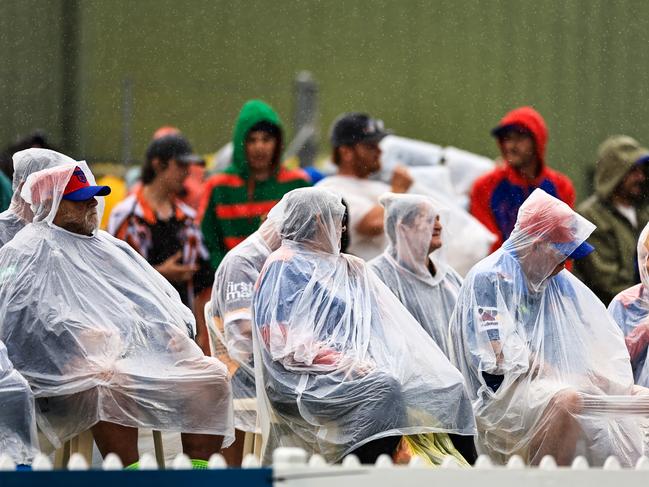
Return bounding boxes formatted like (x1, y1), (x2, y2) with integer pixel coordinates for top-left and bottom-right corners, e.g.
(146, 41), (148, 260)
(281, 187), (345, 255)
(594, 135), (649, 201)
(381, 193), (448, 279)
(22, 162), (107, 235)
(257, 198), (287, 252)
(504, 189), (595, 291)
(9, 148), (75, 220)
(492, 106), (548, 168)
(637, 223), (649, 290)
(231, 99), (283, 178)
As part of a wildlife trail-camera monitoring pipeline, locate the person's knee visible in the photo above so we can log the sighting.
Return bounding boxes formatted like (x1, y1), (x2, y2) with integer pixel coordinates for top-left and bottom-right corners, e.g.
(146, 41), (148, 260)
(551, 389), (582, 416)
(373, 374), (402, 403)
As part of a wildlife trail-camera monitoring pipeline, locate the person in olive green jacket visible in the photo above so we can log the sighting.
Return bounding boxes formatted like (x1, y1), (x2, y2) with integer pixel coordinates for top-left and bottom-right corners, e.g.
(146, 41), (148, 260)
(576, 135), (649, 304)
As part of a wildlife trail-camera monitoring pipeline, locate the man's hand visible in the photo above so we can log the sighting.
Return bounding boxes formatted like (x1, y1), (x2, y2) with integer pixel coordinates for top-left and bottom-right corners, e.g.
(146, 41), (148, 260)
(155, 251), (199, 283)
(390, 165), (413, 193)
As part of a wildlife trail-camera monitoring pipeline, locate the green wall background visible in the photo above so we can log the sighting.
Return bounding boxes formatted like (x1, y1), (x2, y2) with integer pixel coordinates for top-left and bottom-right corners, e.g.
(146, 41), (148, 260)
(2, 0), (649, 199)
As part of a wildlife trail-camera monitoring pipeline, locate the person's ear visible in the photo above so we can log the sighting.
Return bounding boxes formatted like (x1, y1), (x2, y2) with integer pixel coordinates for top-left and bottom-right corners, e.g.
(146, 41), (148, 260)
(151, 157), (163, 174)
(338, 145), (354, 164)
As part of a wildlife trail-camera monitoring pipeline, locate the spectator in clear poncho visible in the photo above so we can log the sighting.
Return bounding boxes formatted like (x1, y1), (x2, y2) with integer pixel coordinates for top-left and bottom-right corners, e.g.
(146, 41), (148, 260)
(0, 340), (39, 465)
(370, 193), (461, 357)
(369, 193), (477, 463)
(0, 148), (70, 247)
(450, 188), (649, 466)
(608, 222), (649, 388)
(252, 187), (475, 464)
(209, 201), (284, 465)
(211, 197), (349, 465)
(0, 160), (233, 467)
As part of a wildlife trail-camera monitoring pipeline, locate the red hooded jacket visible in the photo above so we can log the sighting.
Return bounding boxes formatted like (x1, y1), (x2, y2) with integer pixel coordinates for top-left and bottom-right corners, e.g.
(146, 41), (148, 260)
(470, 107), (575, 252)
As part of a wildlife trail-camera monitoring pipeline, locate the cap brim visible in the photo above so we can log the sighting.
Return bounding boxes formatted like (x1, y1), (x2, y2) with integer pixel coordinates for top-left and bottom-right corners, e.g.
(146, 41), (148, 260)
(177, 153), (205, 165)
(552, 241), (595, 260)
(62, 185), (111, 201)
(634, 154), (649, 166)
(362, 129), (392, 144)
(567, 241), (595, 260)
(491, 123), (531, 139)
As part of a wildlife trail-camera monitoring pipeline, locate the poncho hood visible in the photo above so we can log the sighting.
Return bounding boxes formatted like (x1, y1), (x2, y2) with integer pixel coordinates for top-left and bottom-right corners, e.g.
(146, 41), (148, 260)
(594, 135), (649, 200)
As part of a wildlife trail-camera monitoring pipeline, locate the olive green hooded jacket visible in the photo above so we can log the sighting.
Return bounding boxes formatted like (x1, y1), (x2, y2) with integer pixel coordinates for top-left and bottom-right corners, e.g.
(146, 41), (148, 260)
(575, 135), (649, 304)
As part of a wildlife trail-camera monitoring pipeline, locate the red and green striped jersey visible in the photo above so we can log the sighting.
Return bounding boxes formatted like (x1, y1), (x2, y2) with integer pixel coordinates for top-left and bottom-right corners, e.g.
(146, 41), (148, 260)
(200, 167), (310, 269)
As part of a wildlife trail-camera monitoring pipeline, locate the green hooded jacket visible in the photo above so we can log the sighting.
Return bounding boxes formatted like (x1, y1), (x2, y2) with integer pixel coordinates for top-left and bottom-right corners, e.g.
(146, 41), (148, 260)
(227, 99), (283, 179)
(575, 135), (649, 304)
(200, 100), (310, 269)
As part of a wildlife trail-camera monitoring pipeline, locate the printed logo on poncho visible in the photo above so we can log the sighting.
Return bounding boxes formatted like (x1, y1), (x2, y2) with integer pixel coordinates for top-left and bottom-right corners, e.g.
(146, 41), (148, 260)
(226, 281), (253, 302)
(477, 306), (499, 331)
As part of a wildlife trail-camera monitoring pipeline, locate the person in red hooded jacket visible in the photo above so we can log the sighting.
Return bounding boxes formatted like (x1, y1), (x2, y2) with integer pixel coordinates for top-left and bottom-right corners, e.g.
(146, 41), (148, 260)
(470, 107), (575, 252)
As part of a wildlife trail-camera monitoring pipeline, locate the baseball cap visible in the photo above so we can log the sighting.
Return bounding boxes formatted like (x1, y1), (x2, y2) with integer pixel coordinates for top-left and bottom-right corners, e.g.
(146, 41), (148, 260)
(552, 241), (595, 260)
(146, 134), (205, 165)
(330, 113), (391, 147)
(62, 166), (111, 201)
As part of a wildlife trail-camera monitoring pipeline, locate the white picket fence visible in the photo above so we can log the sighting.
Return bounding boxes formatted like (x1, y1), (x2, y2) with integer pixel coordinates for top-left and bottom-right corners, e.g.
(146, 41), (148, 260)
(2, 448), (649, 487)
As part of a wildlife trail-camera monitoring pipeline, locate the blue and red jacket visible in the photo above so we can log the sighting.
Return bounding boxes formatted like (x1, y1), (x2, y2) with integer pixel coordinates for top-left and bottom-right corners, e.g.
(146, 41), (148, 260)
(470, 107), (575, 252)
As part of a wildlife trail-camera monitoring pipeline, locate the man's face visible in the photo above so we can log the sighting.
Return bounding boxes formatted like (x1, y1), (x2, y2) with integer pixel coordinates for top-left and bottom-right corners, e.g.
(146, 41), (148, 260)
(245, 130), (277, 173)
(158, 158), (190, 194)
(54, 197), (99, 236)
(499, 131), (536, 169)
(615, 165), (646, 203)
(350, 142), (382, 177)
(428, 215), (443, 253)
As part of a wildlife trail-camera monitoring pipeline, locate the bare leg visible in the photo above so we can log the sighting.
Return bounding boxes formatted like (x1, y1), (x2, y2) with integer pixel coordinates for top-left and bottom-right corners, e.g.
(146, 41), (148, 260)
(220, 429), (245, 466)
(530, 389), (582, 466)
(181, 433), (224, 460)
(91, 421), (139, 465)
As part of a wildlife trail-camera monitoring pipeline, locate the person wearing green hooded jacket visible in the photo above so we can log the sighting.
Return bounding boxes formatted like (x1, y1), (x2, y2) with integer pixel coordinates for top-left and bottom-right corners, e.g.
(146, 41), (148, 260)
(199, 100), (310, 270)
(576, 135), (649, 304)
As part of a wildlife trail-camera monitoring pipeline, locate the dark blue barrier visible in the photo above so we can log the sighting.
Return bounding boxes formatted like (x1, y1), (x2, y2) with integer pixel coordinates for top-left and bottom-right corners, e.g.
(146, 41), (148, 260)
(0, 468), (273, 487)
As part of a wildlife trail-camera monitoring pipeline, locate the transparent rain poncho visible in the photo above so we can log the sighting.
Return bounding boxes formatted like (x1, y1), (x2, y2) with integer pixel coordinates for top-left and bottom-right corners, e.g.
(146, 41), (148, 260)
(252, 187), (475, 463)
(209, 202), (284, 433)
(449, 189), (649, 466)
(369, 193), (461, 358)
(0, 148), (73, 247)
(608, 222), (649, 388)
(0, 162), (233, 449)
(0, 340), (39, 464)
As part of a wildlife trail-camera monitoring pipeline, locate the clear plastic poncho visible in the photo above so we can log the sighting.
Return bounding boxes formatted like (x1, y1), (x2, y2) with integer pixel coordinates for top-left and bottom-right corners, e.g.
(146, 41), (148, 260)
(608, 222), (649, 388)
(449, 189), (649, 466)
(209, 202), (284, 433)
(369, 193), (461, 358)
(0, 340), (39, 464)
(0, 148), (73, 247)
(0, 162), (233, 449)
(252, 187), (475, 464)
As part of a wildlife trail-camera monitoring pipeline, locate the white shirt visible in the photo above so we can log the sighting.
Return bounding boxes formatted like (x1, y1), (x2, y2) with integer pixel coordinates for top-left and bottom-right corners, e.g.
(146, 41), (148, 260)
(317, 175), (390, 260)
(615, 203), (638, 228)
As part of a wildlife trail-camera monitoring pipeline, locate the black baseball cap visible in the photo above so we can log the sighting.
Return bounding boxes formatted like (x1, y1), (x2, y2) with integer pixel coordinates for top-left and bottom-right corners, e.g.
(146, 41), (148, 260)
(330, 113), (391, 147)
(145, 134), (205, 165)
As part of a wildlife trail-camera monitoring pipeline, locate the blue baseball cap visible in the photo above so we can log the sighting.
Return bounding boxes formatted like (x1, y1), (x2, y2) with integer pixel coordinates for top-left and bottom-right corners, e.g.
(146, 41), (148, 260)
(553, 241), (595, 260)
